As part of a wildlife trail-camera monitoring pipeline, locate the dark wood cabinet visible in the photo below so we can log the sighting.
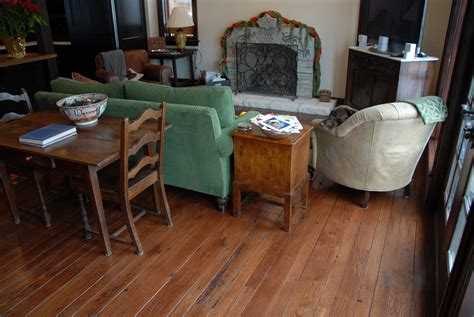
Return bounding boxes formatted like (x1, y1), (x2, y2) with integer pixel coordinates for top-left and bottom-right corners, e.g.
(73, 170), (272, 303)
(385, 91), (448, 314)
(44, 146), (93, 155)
(47, 0), (147, 77)
(63, 0), (116, 77)
(345, 47), (438, 109)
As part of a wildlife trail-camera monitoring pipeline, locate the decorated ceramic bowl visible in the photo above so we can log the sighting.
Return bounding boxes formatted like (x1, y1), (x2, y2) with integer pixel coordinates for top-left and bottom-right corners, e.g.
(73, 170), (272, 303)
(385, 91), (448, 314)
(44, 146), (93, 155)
(56, 93), (108, 126)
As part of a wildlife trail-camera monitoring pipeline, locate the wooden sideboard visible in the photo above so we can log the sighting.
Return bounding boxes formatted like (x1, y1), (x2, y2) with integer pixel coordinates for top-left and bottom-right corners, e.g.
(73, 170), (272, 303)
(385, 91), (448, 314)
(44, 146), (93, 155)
(344, 47), (438, 109)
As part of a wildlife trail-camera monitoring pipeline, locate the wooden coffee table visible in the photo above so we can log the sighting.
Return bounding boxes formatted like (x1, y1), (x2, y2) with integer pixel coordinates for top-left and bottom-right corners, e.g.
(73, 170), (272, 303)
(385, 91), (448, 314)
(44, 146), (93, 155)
(232, 124), (313, 231)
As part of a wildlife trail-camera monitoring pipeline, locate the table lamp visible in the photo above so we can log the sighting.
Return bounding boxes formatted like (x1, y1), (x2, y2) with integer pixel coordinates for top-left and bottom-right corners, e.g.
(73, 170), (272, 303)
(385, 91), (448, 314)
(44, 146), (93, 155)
(168, 6), (194, 51)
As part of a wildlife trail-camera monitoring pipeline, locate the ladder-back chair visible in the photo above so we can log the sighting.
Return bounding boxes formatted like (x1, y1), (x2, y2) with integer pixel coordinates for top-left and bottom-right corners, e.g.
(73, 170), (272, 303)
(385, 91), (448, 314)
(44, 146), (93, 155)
(0, 88), (52, 226)
(80, 103), (172, 255)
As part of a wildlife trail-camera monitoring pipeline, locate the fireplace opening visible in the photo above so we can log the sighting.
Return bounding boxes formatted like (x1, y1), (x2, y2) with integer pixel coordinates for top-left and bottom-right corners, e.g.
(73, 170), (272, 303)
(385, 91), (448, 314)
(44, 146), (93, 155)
(236, 43), (298, 98)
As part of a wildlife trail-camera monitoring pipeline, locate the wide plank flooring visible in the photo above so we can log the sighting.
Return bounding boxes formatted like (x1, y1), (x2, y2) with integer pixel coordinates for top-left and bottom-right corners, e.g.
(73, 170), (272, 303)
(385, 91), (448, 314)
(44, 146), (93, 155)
(0, 168), (432, 316)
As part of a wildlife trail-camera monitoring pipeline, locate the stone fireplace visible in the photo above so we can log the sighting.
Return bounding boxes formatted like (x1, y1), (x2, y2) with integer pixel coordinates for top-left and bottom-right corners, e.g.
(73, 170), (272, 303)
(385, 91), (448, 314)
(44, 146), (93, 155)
(221, 11), (335, 115)
(236, 43), (298, 98)
(224, 14), (315, 99)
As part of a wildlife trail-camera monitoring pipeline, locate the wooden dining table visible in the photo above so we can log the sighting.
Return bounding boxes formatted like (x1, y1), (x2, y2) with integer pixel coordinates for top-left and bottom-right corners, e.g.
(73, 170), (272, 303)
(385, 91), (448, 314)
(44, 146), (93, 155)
(0, 109), (163, 256)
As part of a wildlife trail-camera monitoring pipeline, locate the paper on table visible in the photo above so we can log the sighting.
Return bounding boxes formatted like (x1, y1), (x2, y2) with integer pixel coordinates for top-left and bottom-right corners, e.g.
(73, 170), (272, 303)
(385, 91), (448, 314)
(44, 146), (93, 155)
(250, 114), (302, 134)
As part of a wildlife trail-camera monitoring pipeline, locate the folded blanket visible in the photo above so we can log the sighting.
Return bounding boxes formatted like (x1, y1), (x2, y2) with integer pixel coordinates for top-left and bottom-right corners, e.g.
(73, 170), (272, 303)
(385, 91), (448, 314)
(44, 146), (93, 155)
(100, 50), (127, 81)
(404, 96), (448, 124)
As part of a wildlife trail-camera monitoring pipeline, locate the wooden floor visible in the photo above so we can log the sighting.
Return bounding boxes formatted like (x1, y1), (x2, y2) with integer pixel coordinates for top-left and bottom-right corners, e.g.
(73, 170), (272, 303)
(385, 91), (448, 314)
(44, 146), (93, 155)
(0, 168), (432, 316)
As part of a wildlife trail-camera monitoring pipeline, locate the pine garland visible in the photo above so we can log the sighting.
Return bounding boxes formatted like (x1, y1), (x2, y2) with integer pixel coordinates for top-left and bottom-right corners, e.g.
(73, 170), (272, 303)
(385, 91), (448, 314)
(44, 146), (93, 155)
(219, 11), (322, 96)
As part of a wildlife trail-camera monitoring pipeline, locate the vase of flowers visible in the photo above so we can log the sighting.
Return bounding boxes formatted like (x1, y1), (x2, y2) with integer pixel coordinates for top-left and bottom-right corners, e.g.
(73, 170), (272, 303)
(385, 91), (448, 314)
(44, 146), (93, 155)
(0, 0), (46, 58)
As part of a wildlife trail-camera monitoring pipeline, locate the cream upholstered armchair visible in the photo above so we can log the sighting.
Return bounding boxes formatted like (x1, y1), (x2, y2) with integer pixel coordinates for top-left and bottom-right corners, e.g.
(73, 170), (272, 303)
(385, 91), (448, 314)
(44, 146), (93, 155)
(312, 102), (436, 208)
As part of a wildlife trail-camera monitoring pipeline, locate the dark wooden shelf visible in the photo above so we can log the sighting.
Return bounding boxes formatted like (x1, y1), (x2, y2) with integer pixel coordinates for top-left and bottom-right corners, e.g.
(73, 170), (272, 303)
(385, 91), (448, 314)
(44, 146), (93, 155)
(0, 53), (57, 68)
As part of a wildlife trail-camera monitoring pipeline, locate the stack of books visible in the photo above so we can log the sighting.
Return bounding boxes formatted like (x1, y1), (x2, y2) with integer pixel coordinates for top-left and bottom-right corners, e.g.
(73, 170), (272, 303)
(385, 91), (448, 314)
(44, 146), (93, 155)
(19, 124), (77, 148)
(250, 114), (303, 134)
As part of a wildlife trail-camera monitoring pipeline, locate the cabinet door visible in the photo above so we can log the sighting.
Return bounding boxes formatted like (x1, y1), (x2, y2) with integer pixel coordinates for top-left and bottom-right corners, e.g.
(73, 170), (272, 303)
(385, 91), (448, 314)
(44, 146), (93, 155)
(371, 69), (398, 105)
(345, 54), (373, 109)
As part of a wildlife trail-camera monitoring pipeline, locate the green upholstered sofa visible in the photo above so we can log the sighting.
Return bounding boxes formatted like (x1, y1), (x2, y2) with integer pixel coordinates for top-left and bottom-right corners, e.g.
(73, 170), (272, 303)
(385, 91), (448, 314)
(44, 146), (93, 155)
(34, 77), (259, 210)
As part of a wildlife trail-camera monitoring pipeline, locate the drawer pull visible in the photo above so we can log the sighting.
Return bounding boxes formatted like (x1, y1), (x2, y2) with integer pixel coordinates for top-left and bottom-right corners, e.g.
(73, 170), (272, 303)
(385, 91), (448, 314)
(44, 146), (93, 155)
(25, 156), (33, 161)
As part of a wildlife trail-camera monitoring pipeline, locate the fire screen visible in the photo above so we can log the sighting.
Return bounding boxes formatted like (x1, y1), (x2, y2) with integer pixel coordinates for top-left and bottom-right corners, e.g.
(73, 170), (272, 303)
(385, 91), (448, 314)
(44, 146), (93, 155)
(236, 43), (298, 98)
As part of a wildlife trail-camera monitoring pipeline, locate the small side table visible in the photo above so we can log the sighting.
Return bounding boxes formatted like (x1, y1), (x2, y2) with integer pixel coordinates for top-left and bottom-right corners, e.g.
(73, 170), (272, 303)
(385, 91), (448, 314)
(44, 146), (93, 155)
(148, 49), (196, 87)
(232, 125), (313, 232)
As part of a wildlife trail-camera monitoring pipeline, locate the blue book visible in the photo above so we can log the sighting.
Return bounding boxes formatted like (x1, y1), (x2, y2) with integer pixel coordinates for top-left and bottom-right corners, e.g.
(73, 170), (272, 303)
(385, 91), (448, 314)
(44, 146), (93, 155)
(19, 124), (77, 147)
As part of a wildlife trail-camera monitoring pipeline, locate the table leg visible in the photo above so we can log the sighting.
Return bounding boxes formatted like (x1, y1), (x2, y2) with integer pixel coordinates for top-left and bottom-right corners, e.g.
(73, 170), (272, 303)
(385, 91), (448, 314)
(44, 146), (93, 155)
(78, 192), (92, 240)
(301, 177), (309, 209)
(189, 54), (195, 82)
(85, 165), (112, 256)
(172, 58), (178, 87)
(283, 193), (293, 232)
(232, 182), (241, 218)
(32, 170), (52, 227)
(0, 160), (20, 224)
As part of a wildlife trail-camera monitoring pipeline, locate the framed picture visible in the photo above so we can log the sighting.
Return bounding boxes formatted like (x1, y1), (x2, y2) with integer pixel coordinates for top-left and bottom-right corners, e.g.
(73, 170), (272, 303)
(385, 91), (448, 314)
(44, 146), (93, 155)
(147, 37), (167, 52)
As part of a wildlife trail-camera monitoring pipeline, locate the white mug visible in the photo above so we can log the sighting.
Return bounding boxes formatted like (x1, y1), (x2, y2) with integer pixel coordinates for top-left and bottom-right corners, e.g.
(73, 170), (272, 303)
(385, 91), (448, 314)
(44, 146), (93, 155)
(358, 34), (368, 47)
(378, 36), (389, 52)
(404, 43), (417, 59)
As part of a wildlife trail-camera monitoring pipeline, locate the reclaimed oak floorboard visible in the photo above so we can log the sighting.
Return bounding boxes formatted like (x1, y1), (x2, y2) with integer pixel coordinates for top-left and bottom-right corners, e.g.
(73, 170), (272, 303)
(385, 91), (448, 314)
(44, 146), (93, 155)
(0, 167), (432, 316)
(352, 192), (395, 316)
(322, 192), (386, 316)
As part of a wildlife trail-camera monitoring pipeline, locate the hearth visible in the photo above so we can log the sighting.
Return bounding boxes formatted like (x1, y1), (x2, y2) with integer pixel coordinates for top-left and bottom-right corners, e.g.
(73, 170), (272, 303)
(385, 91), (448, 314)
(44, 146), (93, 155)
(236, 43), (298, 98)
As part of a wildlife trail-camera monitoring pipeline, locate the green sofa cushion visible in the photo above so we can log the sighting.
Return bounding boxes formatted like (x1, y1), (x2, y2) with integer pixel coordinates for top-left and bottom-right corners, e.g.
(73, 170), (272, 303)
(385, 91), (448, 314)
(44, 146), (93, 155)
(51, 77), (126, 99)
(124, 81), (235, 129)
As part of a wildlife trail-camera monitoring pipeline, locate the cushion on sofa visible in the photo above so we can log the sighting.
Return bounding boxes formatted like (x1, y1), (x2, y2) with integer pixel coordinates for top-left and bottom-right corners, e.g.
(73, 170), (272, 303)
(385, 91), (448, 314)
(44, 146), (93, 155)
(71, 72), (101, 84)
(124, 80), (235, 128)
(51, 77), (125, 99)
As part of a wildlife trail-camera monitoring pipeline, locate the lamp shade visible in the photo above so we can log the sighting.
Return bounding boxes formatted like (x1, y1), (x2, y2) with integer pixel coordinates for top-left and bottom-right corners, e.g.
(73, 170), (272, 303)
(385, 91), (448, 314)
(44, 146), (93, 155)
(167, 6), (194, 28)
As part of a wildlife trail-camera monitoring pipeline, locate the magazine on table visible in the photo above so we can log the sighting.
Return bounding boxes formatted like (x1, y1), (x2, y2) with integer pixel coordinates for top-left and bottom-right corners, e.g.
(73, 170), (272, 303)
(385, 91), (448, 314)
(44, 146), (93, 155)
(250, 114), (302, 133)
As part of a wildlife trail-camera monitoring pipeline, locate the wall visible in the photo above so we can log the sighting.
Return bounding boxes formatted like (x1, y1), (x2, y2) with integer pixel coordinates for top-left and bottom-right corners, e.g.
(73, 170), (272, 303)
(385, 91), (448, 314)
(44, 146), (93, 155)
(145, 0), (452, 98)
(421, 0), (453, 93)
(144, 0), (159, 37)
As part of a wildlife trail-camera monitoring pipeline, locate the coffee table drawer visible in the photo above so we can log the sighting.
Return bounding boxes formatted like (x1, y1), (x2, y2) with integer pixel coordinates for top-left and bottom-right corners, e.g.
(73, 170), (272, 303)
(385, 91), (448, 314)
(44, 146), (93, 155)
(0, 149), (56, 168)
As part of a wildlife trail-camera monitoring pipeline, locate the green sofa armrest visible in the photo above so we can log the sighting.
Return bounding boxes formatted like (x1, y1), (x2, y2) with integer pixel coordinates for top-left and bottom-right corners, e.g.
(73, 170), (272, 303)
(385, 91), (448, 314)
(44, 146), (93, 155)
(216, 127), (234, 157)
(216, 111), (260, 157)
(35, 91), (70, 109)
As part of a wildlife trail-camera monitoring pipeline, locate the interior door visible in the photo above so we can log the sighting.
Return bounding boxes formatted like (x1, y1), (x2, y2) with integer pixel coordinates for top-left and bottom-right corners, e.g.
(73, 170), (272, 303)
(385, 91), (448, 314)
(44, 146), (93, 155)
(440, 93), (474, 275)
(425, 1), (473, 314)
(114, 0), (147, 50)
(436, 79), (474, 316)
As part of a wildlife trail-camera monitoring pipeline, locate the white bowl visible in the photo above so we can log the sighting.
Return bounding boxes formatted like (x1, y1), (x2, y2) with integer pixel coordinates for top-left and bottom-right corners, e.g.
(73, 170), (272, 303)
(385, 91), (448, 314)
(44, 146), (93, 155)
(56, 93), (108, 126)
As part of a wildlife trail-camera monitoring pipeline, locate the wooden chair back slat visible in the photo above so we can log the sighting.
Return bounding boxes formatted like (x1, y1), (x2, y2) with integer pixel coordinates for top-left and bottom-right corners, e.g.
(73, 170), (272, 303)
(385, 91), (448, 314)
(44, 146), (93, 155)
(120, 103), (166, 197)
(0, 92), (26, 102)
(128, 108), (163, 132)
(128, 155), (159, 180)
(0, 88), (33, 115)
(128, 132), (160, 157)
(21, 88), (33, 114)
